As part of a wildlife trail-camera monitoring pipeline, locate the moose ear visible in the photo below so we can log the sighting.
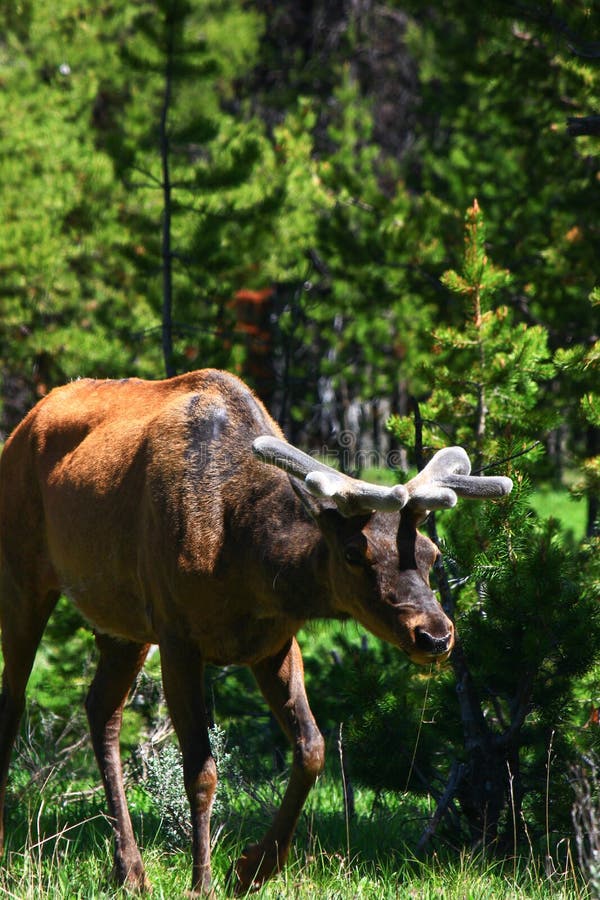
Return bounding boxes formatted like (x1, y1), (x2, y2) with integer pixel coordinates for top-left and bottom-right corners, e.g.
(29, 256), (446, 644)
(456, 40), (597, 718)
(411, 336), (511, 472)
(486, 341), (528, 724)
(290, 476), (373, 536)
(401, 505), (429, 528)
(314, 507), (373, 542)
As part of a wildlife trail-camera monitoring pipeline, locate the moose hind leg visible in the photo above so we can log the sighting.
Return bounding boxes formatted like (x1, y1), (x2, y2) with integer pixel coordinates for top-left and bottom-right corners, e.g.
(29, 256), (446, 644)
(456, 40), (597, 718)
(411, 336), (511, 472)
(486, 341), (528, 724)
(159, 634), (217, 898)
(85, 632), (150, 891)
(233, 637), (325, 894)
(0, 582), (59, 857)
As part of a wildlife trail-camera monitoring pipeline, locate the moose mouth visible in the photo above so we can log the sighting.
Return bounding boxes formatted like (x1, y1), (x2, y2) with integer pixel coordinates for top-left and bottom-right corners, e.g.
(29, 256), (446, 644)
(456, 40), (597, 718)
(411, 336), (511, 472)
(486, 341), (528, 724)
(409, 646), (453, 667)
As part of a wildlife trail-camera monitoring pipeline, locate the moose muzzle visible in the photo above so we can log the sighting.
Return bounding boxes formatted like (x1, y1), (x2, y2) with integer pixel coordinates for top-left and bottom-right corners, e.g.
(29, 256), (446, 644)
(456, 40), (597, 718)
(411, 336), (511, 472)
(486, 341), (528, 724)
(407, 610), (455, 665)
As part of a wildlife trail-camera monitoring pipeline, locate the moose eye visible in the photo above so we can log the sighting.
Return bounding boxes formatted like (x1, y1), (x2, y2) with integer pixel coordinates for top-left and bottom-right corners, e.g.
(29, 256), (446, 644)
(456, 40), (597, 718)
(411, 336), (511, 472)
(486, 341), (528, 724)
(344, 544), (366, 567)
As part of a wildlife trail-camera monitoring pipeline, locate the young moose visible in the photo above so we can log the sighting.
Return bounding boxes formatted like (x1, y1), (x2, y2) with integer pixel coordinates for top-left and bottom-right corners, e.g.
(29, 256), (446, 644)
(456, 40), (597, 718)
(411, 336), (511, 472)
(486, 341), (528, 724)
(0, 370), (511, 895)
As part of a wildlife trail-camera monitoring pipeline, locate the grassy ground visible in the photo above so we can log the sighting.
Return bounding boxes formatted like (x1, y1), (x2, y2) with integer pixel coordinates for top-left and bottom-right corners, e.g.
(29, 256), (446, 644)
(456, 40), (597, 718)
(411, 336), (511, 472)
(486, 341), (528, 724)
(0, 815), (587, 898)
(0, 760), (588, 898)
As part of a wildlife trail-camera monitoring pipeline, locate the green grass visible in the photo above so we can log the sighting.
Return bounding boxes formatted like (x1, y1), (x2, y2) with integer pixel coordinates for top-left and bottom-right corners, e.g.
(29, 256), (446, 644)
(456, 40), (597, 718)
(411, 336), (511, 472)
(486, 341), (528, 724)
(0, 819), (587, 898)
(0, 763), (589, 898)
(528, 486), (587, 541)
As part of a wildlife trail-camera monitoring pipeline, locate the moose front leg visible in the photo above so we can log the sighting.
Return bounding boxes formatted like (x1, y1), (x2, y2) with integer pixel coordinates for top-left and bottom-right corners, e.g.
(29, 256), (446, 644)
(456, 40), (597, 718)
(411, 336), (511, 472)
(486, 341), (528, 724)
(233, 637), (325, 894)
(85, 633), (151, 892)
(159, 634), (217, 898)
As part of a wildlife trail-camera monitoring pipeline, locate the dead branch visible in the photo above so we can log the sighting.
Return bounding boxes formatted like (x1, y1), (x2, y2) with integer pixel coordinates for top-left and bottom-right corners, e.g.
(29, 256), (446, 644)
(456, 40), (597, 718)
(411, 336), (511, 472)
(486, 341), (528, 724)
(567, 115), (600, 137)
(416, 760), (466, 855)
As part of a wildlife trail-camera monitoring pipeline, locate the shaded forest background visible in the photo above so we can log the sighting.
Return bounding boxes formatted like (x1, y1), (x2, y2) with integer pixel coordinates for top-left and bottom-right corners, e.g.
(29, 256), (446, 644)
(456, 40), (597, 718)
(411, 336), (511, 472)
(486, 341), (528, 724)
(1, 0), (600, 882)
(1, 0), (598, 503)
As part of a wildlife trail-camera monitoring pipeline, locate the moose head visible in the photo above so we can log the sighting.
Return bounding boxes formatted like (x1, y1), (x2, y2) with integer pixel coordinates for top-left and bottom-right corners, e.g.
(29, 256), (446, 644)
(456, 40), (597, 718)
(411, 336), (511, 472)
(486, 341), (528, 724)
(253, 435), (512, 666)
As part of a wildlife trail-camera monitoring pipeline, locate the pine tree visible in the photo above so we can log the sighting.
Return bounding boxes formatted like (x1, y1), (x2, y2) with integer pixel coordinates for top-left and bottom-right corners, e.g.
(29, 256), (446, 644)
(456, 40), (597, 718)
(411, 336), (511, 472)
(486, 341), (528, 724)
(378, 203), (600, 850)
(555, 288), (600, 535)
(109, 0), (276, 377)
(390, 200), (554, 469)
(0, 1), (159, 434)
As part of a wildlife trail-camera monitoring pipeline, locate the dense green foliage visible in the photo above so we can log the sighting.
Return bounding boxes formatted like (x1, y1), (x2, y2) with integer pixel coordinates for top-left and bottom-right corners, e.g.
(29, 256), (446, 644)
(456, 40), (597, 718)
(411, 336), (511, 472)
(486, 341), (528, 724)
(344, 208), (599, 851)
(1, 2), (598, 452)
(0, 0), (599, 893)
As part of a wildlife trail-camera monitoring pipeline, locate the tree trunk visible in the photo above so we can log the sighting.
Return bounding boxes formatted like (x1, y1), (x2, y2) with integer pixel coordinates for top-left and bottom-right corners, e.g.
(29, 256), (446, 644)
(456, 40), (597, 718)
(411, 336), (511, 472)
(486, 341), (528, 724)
(160, 20), (175, 378)
(586, 425), (600, 537)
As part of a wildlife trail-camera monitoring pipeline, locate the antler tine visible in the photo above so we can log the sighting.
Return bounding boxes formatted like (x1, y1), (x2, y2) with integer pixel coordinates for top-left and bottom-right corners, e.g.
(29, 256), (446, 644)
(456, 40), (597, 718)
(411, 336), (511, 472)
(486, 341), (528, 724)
(405, 446), (513, 511)
(252, 435), (408, 516)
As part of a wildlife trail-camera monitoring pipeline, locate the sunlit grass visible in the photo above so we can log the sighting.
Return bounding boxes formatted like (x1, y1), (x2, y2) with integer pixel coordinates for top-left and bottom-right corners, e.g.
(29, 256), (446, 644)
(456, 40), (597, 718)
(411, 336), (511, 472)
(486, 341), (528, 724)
(0, 830), (587, 899)
(0, 761), (588, 898)
(528, 485), (587, 540)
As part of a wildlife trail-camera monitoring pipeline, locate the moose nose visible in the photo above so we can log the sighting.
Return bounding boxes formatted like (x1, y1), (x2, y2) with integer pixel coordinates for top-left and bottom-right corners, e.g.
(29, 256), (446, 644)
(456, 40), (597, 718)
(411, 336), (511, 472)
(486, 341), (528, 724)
(414, 626), (453, 657)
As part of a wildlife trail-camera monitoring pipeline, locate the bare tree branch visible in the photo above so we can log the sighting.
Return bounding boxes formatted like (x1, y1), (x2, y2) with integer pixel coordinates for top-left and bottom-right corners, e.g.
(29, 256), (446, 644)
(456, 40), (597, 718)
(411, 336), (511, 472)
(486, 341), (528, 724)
(475, 440), (542, 474)
(567, 115), (600, 137)
(504, 2), (600, 58)
(416, 760), (466, 854)
(160, 17), (175, 378)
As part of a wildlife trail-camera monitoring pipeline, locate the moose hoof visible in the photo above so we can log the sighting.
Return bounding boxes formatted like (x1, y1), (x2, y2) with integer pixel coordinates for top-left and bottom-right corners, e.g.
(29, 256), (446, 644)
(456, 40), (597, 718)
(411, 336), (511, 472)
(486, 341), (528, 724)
(113, 859), (152, 894)
(230, 843), (282, 895)
(184, 887), (216, 899)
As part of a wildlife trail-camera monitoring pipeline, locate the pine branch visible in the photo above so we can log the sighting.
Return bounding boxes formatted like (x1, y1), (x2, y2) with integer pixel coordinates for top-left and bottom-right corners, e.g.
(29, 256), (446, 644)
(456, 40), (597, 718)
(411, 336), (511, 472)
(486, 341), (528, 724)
(129, 164), (162, 186)
(496, 672), (535, 750)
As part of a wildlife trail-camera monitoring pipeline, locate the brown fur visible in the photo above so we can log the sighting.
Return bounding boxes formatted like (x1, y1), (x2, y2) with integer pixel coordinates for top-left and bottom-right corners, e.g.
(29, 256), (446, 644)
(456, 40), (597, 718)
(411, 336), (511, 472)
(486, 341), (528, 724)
(0, 369), (454, 895)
